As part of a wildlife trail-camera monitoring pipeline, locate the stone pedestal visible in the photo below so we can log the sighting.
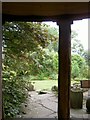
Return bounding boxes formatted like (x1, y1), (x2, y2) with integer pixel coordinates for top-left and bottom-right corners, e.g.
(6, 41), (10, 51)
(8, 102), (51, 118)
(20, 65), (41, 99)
(86, 96), (90, 113)
(70, 89), (83, 109)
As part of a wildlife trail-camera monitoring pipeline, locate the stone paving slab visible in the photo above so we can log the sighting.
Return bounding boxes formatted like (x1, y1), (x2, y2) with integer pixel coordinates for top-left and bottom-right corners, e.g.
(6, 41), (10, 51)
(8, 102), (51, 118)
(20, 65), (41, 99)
(19, 90), (90, 119)
(40, 99), (57, 113)
(21, 91), (58, 118)
(22, 106), (54, 118)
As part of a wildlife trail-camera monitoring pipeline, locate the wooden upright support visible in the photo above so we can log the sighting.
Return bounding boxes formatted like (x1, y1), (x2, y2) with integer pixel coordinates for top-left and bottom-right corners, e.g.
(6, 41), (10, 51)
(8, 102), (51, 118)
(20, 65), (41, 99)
(57, 19), (72, 120)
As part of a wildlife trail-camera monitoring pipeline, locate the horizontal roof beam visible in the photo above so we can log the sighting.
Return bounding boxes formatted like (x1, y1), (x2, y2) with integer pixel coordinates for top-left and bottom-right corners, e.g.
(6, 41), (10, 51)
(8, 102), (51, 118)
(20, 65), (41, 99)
(2, 13), (90, 23)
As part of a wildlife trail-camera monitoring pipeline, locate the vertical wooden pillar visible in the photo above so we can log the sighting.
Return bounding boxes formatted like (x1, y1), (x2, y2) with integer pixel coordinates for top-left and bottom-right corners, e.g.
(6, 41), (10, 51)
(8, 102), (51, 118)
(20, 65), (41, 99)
(57, 20), (72, 119)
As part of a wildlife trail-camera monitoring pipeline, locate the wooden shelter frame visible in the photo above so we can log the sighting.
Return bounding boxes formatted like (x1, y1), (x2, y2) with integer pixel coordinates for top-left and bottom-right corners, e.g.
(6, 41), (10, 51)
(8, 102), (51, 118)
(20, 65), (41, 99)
(1, 2), (90, 120)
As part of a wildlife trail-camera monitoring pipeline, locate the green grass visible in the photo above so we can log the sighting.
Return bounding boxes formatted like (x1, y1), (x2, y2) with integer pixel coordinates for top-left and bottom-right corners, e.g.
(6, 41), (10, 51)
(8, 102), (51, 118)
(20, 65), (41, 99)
(24, 76), (88, 91)
(31, 80), (58, 91)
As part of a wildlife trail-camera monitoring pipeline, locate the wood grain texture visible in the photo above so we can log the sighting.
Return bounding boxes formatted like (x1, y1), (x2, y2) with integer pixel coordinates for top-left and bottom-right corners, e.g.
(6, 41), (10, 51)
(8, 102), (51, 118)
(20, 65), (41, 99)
(2, 2), (88, 16)
(58, 20), (72, 119)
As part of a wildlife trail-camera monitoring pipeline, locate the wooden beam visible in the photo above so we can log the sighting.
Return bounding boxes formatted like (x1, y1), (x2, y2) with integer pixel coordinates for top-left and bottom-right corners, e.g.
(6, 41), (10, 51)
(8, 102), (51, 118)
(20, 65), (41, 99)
(2, 13), (90, 23)
(57, 20), (72, 120)
(2, 2), (89, 16)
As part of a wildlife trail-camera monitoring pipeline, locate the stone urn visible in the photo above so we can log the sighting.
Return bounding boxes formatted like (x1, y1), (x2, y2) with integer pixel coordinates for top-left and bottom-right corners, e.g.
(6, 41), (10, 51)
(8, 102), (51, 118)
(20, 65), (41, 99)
(70, 84), (83, 109)
(86, 96), (90, 113)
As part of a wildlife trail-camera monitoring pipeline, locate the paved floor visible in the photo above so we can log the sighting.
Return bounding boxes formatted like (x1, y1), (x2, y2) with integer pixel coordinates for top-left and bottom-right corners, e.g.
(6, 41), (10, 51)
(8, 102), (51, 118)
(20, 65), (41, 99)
(20, 91), (58, 118)
(17, 90), (90, 119)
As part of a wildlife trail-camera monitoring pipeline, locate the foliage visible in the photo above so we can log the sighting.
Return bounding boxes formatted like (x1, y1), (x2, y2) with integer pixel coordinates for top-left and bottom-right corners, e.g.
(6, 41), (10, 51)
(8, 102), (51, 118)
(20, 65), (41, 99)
(71, 54), (87, 79)
(2, 22), (58, 118)
(36, 48), (58, 80)
(2, 63), (28, 118)
(3, 21), (89, 118)
(82, 50), (90, 79)
(71, 30), (89, 80)
(71, 60), (80, 80)
(83, 50), (90, 67)
(71, 30), (84, 56)
(71, 54), (85, 69)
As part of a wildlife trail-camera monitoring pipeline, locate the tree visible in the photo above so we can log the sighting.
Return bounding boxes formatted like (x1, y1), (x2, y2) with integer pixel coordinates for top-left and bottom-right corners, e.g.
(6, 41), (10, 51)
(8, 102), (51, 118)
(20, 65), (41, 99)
(2, 22), (59, 117)
(83, 50), (90, 79)
(71, 60), (80, 80)
(71, 54), (87, 79)
(71, 30), (84, 56)
(3, 22), (58, 74)
(83, 50), (90, 67)
(71, 30), (88, 79)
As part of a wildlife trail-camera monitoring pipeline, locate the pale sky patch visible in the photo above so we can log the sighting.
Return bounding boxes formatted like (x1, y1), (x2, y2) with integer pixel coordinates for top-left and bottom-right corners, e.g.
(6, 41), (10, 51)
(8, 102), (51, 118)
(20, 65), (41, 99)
(71, 19), (88, 50)
(43, 19), (88, 50)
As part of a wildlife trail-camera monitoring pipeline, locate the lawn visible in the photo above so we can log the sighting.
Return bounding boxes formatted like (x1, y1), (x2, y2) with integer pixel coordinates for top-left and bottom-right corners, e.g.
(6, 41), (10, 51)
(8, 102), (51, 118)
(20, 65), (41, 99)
(31, 80), (58, 91)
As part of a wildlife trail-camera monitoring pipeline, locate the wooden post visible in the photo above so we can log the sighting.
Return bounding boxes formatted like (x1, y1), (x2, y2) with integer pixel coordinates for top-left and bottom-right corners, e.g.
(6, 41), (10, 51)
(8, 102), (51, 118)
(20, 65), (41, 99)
(57, 20), (72, 120)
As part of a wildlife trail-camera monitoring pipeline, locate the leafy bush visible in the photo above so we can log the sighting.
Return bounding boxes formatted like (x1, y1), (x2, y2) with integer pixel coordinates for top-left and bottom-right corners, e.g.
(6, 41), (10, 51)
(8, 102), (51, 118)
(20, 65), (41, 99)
(49, 74), (58, 80)
(71, 54), (87, 79)
(2, 67), (27, 118)
(2, 22), (59, 118)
